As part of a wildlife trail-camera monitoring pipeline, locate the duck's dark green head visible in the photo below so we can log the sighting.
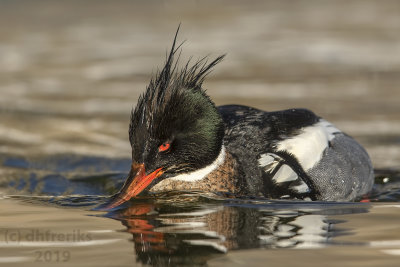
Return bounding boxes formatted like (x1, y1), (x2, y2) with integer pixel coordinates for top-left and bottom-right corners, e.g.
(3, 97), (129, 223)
(107, 30), (225, 208)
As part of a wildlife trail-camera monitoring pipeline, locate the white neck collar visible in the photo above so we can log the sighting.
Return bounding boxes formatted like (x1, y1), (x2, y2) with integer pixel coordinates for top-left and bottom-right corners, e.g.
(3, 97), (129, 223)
(169, 145), (226, 182)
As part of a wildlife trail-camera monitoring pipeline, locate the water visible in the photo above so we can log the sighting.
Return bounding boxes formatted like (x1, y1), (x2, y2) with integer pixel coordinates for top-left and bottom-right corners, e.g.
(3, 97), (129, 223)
(1, 0), (400, 266)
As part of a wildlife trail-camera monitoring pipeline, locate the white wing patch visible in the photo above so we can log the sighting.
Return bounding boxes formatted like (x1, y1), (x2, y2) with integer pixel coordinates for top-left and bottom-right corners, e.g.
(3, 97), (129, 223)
(290, 181), (310, 193)
(273, 165), (298, 183)
(259, 153), (300, 184)
(276, 119), (341, 171)
(258, 119), (340, 189)
(318, 119), (341, 140)
(258, 153), (280, 172)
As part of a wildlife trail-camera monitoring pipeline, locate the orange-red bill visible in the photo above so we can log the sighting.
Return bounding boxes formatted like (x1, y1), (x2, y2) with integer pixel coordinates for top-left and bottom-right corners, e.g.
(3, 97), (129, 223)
(104, 163), (163, 209)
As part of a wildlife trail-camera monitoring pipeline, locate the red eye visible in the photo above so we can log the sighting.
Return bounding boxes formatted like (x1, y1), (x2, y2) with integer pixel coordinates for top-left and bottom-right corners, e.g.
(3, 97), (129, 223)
(158, 142), (171, 152)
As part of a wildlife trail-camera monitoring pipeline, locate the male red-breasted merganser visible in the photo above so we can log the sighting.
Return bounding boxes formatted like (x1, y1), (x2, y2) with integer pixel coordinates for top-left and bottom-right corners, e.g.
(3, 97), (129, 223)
(106, 30), (374, 209)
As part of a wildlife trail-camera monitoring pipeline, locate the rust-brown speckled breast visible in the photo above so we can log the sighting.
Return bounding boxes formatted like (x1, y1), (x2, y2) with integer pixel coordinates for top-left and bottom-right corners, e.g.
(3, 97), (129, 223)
(149, 152), (239, 193)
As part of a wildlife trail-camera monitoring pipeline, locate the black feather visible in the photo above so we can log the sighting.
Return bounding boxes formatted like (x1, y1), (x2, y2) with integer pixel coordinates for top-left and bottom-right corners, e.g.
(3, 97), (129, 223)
(129, 26), (225, 143)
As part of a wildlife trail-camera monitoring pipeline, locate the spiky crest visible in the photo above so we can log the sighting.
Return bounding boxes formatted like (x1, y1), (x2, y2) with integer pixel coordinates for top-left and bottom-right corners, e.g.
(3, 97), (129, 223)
(129, 27), (225, 142)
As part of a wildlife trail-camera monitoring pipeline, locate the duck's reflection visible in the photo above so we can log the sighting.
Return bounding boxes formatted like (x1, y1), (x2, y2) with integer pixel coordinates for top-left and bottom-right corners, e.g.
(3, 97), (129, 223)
(106, 197), (368, 266)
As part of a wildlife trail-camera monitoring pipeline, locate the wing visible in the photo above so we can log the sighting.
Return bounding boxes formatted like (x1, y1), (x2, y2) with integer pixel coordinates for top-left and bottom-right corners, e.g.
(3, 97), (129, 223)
(218, 105), (343, 199)
(258, 119), (342, 200)
(258, 151), (316, 200)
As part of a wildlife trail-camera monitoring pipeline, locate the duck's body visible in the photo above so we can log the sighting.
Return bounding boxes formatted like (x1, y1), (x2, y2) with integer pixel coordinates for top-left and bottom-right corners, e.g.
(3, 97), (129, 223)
(219, 105), (373, 201)
(147, 105), (373, 201)
(106, 30), (374, 209)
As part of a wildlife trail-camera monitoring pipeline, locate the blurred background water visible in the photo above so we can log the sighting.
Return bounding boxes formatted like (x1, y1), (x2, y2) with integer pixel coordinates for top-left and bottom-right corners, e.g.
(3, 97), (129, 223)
(0, 0), (400, 266)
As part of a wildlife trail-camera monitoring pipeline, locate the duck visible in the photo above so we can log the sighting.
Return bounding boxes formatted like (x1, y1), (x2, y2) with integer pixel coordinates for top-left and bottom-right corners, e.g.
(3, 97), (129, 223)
(105, 29), (374, 209)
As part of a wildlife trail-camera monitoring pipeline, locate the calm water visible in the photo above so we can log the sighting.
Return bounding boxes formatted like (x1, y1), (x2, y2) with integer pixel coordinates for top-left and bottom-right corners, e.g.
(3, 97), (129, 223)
(1, 1), (400, 266)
